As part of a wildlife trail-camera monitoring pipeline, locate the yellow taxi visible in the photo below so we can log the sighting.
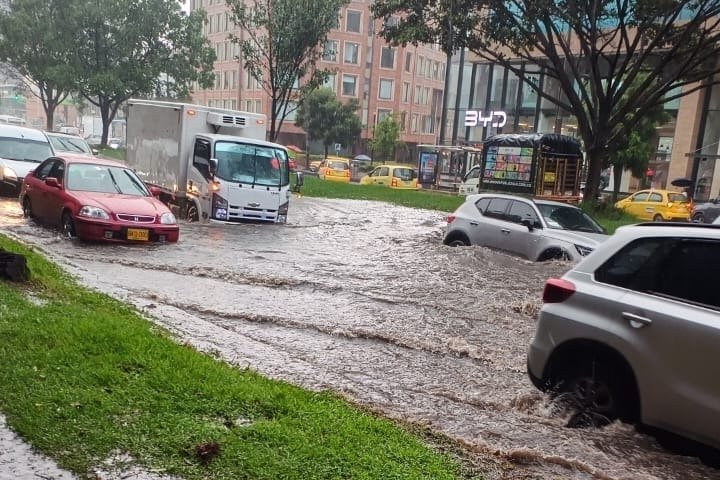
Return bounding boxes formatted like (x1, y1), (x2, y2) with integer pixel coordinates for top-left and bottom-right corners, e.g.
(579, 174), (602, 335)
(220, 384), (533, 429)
(614, 189), (691, 221)
(359, 164), (418, 189)
(317, 156), (350, 183)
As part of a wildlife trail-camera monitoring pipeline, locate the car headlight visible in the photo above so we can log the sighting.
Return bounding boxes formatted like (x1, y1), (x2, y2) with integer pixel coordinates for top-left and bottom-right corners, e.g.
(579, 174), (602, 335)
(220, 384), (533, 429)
(160, 212), (176, 224)
(2, 165), (18, 181)
(78, 205), (110, 220)
(575, 244), (594, 257)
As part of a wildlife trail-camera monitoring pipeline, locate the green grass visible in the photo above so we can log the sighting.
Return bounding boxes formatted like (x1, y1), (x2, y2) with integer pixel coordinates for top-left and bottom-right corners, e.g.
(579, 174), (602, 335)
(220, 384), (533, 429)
(0, 235), (470, 479)
(579, 201), (638, 234)
(96, 147), (126, 161)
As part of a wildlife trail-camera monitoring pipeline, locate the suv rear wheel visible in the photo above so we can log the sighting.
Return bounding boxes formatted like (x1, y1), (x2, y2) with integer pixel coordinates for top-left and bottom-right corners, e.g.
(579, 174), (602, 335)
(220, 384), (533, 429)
(443, 232), (470, 247)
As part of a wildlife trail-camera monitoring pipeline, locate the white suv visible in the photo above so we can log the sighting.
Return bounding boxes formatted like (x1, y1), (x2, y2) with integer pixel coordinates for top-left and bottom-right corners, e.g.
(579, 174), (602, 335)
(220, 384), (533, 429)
(527, 223), (720, 450)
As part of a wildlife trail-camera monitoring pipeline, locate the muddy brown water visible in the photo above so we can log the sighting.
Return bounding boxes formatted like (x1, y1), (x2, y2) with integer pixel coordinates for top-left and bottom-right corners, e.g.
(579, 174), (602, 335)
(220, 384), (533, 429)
(0, 196), (717, 480)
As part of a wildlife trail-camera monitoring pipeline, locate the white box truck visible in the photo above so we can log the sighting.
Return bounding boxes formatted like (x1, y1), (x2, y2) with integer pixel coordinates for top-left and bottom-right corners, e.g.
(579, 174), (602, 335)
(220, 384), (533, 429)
(126, 99), (291, 223)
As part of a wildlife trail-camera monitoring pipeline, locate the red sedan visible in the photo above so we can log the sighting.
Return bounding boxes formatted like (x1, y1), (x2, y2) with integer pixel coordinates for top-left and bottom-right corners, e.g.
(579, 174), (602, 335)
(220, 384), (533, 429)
(19, 154), (179, 243)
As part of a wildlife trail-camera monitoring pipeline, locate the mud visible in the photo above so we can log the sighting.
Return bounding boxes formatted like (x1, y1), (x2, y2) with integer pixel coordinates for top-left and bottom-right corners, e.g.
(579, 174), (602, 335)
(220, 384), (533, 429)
(0, 195), (717, 480)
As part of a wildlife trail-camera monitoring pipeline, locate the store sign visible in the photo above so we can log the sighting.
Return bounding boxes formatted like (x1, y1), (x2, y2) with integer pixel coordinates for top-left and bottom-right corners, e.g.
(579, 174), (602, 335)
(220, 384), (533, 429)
(464, 110), (507, 128)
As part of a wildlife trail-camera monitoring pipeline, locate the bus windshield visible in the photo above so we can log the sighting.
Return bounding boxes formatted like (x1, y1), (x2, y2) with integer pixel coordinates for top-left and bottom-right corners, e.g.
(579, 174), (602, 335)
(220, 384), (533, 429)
(214, 141), (289, 187)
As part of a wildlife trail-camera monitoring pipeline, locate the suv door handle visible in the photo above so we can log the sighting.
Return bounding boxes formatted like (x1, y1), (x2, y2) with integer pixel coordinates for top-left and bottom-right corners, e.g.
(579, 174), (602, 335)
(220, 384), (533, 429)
(500, 229), (510, 234)
(469, 221), (479, 226)
(622, 312), (653, 327)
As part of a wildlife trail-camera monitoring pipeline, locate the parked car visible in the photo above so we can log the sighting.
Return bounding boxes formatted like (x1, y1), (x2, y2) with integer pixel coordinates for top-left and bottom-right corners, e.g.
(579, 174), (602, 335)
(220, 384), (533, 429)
(359, 164), (418, 189)
(443, 194), (607, 261)
(527, 223), (720, 450)
(45, 131), (95, 156)
(85, 135), (102, 146)
(691, 196), (720, 223)
(19, 154), (179, 243)
(0, 124), (54, 195)
(107, 137), (124, 150)
(318, 156), (350, 183)
(309, 159), (322, 173)
(614, 189), (691, 222)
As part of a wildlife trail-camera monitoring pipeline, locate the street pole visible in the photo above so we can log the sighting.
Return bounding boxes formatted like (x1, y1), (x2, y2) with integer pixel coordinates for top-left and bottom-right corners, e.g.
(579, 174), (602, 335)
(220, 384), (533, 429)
(439, 50), (452, 145)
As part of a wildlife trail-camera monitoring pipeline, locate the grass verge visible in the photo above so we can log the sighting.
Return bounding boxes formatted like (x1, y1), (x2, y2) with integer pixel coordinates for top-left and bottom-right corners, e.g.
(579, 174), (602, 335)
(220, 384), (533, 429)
(0, 234), (468, 479)
(96, 147), (126, 161)
(298, 175), (637, 233)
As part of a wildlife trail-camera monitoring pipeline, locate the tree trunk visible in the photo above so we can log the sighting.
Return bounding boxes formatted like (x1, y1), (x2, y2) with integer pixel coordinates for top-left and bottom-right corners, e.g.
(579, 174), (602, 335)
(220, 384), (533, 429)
(269, 98), (278, 142)
(100, 102), (112, 147)
(612, 165), (623, 204)
(44, 102), (56, 131)
(584, 147), (606, 203)
(324, 143), (329, 158)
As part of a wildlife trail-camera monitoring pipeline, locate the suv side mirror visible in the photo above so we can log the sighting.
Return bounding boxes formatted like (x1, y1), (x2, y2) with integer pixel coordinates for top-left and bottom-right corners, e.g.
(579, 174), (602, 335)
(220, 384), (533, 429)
(208, 158), (218, 175)
(521, 219), (535, 231)
(45, 177), (61, 189)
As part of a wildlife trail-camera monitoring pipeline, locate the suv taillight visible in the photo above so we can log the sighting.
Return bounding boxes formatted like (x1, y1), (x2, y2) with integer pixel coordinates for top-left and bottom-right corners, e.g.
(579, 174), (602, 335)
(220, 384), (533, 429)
(542, 278), (575, 303)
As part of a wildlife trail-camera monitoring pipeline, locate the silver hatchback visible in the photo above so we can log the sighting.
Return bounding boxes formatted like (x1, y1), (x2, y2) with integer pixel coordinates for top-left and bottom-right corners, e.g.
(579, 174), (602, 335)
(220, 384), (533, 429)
(527, 223), (720, 450)
(443, 193), (607, 262)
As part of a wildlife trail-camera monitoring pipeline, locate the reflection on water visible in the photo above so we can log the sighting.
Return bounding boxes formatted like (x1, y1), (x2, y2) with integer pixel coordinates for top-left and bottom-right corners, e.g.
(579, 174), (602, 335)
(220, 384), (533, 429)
(0, 196), (716, 480)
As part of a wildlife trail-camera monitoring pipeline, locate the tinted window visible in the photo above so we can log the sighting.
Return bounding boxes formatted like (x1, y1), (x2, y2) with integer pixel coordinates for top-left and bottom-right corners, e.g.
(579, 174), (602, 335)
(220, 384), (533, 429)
(648, 193), (662, 202)
(48, 160), (65, 182)
(465, 167), (480, 180)
(537, 203), (604, 233)
(631, 192), (649, 202)
(378, 167), (389, 176)
(34, 159), (55, 179)
(485, 198), (511, 220)
(48, 135), (91, 155)
(596, 237), (720, 309)
(0, 136), (52, 162)
(475, 197), (491, 214)
(668, 193), (688, 203)
(392, 167), (414, 180)
(507, 201), (539, 224)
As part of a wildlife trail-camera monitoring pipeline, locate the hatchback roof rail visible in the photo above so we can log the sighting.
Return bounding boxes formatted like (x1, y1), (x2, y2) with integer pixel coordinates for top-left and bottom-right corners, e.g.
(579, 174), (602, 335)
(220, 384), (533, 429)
(634, 222), (720, 228)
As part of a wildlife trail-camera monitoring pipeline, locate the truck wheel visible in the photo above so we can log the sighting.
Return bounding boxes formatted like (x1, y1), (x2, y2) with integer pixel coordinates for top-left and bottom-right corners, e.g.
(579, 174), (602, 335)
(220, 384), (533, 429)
(186, 203), (199, 222)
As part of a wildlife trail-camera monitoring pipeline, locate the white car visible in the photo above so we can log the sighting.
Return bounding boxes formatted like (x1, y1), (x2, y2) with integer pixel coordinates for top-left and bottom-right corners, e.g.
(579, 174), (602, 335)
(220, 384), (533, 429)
(0, 124), (53, 194)
(527, 223), (720, 450)
(45, 132), (95, 156)
(713, 215), (720, 225)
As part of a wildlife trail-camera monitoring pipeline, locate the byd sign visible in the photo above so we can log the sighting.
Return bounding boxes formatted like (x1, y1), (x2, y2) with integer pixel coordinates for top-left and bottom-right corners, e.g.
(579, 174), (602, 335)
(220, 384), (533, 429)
(464, 110), (507, 128)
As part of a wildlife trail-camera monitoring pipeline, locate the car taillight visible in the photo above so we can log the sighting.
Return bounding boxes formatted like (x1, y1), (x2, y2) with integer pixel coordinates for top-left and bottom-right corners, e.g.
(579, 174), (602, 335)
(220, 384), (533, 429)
(542, 278), (575, 303)
(446, 215), (456, 224)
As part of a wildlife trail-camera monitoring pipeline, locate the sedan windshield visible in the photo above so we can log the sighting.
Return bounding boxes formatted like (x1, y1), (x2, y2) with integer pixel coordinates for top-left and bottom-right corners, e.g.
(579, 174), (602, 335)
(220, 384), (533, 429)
(537, 204), (604, 233)
(66, 164), (149, 196)
(0, 137), (52, 162)
(48, 135), (92, 155)
(215, 141), (289, 187)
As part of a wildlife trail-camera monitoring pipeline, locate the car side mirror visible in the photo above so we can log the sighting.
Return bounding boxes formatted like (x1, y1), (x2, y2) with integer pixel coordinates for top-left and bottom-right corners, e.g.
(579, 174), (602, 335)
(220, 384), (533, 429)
(45, 177), (61, 189)
(521, 219), (535, 231)
(208, 158), (218, 175)
(149, 186), (162, 197)
(91, 149), (99, 156)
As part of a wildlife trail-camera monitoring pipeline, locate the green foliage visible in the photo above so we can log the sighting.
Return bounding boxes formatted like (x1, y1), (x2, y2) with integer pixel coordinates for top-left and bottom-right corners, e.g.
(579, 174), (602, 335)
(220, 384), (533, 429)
(296, 87), (362, 157)
(73, 0), (216, 146)
(373, 0), (720, 200)
(0, 0), (78, 129)
(0, 234), (463, 479)
(369, 114), (403, 162)
(227, 0), (350, 141)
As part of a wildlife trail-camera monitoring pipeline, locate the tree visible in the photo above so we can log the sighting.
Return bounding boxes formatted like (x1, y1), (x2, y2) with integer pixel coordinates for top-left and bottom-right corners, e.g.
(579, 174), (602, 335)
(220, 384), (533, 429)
(370, 114), (403, 162)
(295, 87), (362, 158)
(73, 0), (215, 146)
(0, 0), (78, 130)
(374, 0), (720, 200)
(227, 0), (349, 141)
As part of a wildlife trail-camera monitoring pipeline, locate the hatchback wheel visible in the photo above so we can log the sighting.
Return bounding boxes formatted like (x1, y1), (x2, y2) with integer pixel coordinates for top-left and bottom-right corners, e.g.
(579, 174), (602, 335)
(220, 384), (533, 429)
(61, 211), (76, 239)
(22, 196), (33, 219)
(653, 214), (664, 222)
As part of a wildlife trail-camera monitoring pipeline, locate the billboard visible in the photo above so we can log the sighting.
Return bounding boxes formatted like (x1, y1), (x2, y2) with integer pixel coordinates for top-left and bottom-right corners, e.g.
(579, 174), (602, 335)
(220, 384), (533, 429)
(482, 145), (534, 189)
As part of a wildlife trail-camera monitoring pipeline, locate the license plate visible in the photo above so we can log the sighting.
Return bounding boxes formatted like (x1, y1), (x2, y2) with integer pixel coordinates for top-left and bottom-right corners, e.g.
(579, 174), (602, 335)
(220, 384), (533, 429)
(126, 228), (149, 241)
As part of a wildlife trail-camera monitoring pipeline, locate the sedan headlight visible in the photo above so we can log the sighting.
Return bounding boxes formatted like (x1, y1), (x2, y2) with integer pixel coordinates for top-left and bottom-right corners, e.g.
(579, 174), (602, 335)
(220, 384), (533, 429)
(160, 212), (176, 225)
(2, 165), (18, 181)
(574, 244), (594, 257)
(78, 205), (110, 220)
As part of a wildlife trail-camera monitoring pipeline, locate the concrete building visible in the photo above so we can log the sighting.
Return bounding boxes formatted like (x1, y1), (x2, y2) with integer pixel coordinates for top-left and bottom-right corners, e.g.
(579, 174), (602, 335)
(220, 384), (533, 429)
(441, 49), (720, 200)
(188, 0), (447, 159)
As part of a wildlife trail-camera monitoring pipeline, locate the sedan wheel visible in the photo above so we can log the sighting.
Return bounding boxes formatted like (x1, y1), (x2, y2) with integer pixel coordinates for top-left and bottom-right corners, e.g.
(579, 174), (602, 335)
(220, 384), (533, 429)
(692, 212), (705, 223)
(22, 197), (33, 219)
(61, 212), (76, 239)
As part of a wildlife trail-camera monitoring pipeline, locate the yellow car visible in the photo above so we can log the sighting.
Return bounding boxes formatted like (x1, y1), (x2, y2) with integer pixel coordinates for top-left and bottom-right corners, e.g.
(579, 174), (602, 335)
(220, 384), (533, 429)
(359, 164), (418, 189)
(317, 157), (350, 183)
(614, 189), (691, 221)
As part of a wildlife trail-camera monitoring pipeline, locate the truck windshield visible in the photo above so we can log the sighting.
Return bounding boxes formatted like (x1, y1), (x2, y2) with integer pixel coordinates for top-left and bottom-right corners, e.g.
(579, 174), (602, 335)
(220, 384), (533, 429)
(214, 141), (289, 187)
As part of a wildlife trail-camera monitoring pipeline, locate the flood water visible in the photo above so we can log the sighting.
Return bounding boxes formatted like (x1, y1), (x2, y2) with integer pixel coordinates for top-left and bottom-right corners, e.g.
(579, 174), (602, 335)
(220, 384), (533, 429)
(1, 195), (717, 480)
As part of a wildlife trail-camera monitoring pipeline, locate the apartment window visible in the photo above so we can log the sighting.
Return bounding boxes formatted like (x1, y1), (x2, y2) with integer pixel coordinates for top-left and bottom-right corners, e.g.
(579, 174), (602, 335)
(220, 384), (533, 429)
(414, 85), (421, 104)
(422, 114), (434, 134)
(416, 56), (424, 75)
(244, 100), (254, 112)
(380, 47), (395, 69)
(404, 52), (413, 73)
(399, 111), (407, 132)
(214, 72), (221, 90)
(424, 87), (430, 105)
(285, 101), (298, 122)
(345, 10), (361, 33)
(432, 61), (439, 80)
(223, 71), (230, 89)
(323, 40), (338, 62)
(377, 109), (392, 124)
(255, 100), (262, 114)
(231, 70), (237, 89)
(230, 100), (236, 110)
(402, 82), (410, 103)
(323, 73), (337, 92)
(378, 79), (393, 100)
(344, 42), (360, 65)
(411, 113), (419, 132)
(342, 74), (357, 96)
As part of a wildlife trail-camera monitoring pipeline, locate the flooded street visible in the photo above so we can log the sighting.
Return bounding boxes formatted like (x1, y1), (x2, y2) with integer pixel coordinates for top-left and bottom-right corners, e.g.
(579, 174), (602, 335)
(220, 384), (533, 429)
(1, 195), (717, 480)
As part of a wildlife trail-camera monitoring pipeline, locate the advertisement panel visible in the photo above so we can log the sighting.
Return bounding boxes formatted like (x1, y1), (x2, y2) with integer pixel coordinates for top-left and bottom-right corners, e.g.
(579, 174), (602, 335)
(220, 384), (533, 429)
(418, 151), (438, 185)
(482, 145), (534, 189)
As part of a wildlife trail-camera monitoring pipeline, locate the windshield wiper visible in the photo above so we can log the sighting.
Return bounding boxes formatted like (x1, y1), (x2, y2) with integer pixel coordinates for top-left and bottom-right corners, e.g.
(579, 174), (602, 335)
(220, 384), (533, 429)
(107, 169), (122, 194)
(122, 170), (147, 195)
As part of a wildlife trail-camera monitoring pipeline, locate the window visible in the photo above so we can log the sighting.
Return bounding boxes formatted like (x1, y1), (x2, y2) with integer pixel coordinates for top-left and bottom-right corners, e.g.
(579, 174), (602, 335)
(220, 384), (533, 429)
(378, 79), (393, 100)
(402, 82), (410, 103)
(466, 167), (480, 180)
(323, 73), (337, 92)
(649, 193), (663, 202)
(377, 109), (392, 124)
(632, 192), (649, 202)
(595, 238), (720, 309)
(414, 86), (421, 104)
(380, 47), (395, 69)
(323, 40), (338, 62)
(507, 201), (539, 225)
(285, 101), (297, 122)
(475, 197), (491, 213)
(193, 139), (212, 179)
(34, 159), (55, 180)
(399, 111), (406, 131)
(378, 166), (389, 176)
(345, 10), (361, 33)
(48, 160), (65, 182)
(344, 42), (360, 64)
(411, 113), (419, 132)
(404, 52), (413, 72)
(485, 198), (511, 220)
(342, 74), (357, 96)
(255, 100), (262, 114)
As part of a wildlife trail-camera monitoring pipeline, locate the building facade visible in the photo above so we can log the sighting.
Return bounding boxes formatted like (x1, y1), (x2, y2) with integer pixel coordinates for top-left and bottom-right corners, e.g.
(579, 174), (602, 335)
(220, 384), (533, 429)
(441, 50), (720, 201)
(188, 0), (447, 158)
